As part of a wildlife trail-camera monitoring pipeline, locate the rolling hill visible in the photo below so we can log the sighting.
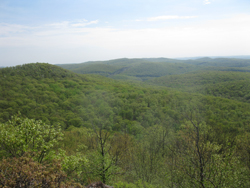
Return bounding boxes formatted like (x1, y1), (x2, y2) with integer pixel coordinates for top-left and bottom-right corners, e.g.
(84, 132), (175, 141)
(2, 62), (250, 187)
(1, 63), (250, 133)
(146, 70), (250, 103)
(57, 57), (250, 81)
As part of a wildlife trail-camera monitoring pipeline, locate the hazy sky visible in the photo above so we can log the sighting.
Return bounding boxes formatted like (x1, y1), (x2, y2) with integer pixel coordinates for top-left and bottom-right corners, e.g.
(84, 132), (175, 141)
(1, 0), (250, 66)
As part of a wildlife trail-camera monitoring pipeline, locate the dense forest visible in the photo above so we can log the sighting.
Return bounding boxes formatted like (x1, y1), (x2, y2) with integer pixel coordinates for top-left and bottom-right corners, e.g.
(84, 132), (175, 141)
(1, 59), (250, 187)
(146, 70), (250, 103)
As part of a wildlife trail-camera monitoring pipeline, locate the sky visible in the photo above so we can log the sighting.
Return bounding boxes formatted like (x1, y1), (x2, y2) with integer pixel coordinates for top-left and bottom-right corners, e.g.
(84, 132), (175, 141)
(0, 0), (250, 66)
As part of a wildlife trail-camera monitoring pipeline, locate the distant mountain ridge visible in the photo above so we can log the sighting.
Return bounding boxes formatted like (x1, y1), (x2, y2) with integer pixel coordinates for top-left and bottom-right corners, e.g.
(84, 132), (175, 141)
(56, 57), (250, 81)
(176, 55), (250, 60)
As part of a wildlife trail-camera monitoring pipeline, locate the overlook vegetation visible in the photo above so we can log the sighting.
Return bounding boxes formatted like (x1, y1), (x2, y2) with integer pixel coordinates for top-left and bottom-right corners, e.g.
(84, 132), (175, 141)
(1, 58), (250, 187)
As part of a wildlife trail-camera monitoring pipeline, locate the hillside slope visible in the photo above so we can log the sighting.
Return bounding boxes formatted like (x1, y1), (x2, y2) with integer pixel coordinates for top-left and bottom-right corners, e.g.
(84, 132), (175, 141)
(1, 63), (250, 135)
(146, 70), (250, 103)
(57, 58), (203, 81)
(57, 57), (250, 81)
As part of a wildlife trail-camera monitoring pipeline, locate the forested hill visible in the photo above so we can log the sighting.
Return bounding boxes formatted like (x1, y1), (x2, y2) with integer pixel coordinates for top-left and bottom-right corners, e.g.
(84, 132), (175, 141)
(143, 57), (250, 67)
(183, 57), (250, 67)
(57, 58), (201, 80)
(177, 55), (250, 60)
(146, 70), (250, 103)
(56, 57), (250, 81)
(1, 62), (250, 133)
(2, 62), (250, 187)
(0, 63), (115, 127)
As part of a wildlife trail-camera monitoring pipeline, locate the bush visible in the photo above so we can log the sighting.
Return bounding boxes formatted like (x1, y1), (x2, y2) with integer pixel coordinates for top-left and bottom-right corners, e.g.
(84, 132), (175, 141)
(0, 154), (82, 187)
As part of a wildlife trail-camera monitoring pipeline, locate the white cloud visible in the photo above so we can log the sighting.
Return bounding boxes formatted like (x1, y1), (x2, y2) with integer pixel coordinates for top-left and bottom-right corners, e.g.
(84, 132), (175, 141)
(1, 14), (250, 65)
(204, 0), (211, 5)
(147, 15), (197, 21)
(0, 19), (99, 38)
(71, 20), (99, 27)
(0, 23), (31, 36)
(48, 21), (69, 28)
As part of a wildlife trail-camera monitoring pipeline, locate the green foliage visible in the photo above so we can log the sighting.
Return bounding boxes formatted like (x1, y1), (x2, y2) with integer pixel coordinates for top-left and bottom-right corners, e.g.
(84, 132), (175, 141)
(147, 70), (250, 103)
(130, 125), (172, 185)
(1, 63), (250, 136)
(0, 113), (63, 162)
(55, 149), (88, 184)
(2, 61), (250, 187)
(114, 180), (155, 188)
(171, 120), (249, 187)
